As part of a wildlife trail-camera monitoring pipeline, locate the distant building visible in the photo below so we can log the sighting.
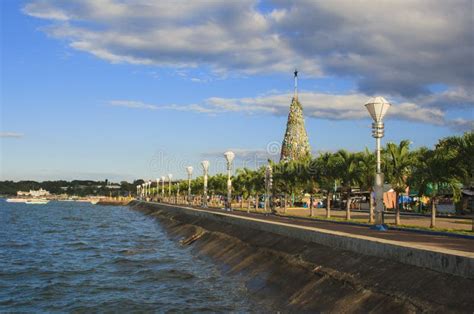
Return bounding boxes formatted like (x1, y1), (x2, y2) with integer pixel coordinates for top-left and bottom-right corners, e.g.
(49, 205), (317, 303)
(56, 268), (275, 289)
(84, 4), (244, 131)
(106, 184), (121, 189)
(280, 70), (311, 161)
(17, 188), (50, 197)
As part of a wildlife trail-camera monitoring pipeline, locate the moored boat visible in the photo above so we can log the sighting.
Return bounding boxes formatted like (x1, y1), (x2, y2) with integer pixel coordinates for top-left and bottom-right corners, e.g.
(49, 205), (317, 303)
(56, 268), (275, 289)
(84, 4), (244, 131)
(6, 198), (28, 203)
(25, 199), (49, 205)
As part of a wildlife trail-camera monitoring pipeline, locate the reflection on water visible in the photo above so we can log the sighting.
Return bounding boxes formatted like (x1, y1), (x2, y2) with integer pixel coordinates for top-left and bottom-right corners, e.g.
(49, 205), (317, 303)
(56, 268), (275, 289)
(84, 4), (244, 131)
(0, 200), (260, 312)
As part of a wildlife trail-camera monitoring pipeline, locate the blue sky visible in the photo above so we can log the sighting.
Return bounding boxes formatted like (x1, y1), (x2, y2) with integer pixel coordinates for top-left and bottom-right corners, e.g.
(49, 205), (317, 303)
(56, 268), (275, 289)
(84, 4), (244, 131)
(1, 0), (473, 181)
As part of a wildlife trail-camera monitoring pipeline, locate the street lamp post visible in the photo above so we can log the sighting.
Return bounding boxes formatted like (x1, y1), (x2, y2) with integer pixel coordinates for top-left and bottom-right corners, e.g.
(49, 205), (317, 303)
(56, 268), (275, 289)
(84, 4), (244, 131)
(148, 181), (152, 200)
(265, 165), (273, 214)
(161, 176), (165, 200)
(168, 174), (172, 202)
(224, 151), (235, 211)
(201, 160), (210, 208)
(175, 182), (179, 204)
(186, 166), (193, 205)
(365, 96), (391, 230)
(156, 178), (160, 201)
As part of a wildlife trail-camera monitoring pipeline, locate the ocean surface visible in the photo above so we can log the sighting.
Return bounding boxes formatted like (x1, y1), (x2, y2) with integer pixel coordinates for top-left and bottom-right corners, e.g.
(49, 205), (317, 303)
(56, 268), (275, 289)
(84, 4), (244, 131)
(0, 200), (261, 312)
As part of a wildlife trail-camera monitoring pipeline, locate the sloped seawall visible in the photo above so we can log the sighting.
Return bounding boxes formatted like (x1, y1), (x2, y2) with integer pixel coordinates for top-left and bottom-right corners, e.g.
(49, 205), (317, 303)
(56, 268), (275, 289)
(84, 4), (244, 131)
(130, 201), (474, 313)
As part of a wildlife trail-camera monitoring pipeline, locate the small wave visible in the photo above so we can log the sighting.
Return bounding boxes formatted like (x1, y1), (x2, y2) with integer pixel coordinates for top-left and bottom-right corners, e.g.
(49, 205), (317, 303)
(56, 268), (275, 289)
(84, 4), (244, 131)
(67, 241), (89, 247)
(43, 229), (62, 234)
(0, 298), (15, 306)
(118, 248), (155, 256)
(135, 268), (195, 282)
(62, 216), (83, 221)
(0, 242), (30, 248)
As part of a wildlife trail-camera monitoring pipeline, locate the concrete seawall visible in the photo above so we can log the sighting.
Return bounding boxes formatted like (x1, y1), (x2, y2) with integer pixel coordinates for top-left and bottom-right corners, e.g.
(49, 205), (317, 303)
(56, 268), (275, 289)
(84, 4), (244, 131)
(134, 201), (473, 279)
(130, 201), (474, 312)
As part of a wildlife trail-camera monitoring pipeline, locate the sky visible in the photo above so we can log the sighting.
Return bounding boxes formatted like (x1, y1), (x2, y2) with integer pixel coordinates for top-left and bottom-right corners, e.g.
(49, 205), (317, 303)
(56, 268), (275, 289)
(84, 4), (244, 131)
(1, 0), (473, 182)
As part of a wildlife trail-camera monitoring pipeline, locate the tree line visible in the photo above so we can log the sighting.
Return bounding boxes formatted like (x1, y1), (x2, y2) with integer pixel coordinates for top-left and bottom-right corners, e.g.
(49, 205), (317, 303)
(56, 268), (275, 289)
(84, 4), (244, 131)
(165, 131), (473, 224)
(0, 180), (145, 197)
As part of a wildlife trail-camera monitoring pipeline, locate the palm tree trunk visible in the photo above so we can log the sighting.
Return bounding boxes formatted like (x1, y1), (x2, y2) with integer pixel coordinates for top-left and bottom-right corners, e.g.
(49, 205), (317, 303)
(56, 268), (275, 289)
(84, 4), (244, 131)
(255, 194), (258, 211)
(346, 194), (351, 220)
(309, 194), (314, 217)
(284, 194), (287, 214)
(240, 196), (243, 209)
(395, 192), (401, 225)
(326, 192), (331, 218)
(247, 196), (251, 212)
(430, 197), (436, 228)
(369, 191), (374, 223)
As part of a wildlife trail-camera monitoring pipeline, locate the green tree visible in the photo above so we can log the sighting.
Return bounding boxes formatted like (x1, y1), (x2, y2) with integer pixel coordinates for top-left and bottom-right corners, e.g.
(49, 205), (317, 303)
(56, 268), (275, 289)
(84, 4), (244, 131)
(334, 150), (360, 220)
(410, 147), (461, 228)
(357, 148), (376, 223)
(315, 152), (339, 218)
(384, 140), (413, 225)
(274, 160), (301, 212)
(302, 157), (320, 216)
(235, 168), (257, 211)
(436, 131), (474, 186)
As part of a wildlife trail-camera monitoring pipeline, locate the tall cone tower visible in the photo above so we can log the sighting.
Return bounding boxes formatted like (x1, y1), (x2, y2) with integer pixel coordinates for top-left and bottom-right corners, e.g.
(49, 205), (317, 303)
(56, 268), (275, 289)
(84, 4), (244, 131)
(280, 70), (311, 161)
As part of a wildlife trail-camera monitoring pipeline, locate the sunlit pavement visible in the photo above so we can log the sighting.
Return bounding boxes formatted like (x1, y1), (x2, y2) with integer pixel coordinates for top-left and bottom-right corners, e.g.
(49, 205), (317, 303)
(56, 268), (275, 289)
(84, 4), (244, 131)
(143, 200), (474, 256)
(231, 205), (472, 231)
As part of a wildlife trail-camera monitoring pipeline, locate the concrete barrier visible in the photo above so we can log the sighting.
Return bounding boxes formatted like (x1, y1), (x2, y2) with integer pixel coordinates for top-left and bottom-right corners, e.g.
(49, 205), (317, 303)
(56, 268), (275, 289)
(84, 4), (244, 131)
(137, 201), (474, 279)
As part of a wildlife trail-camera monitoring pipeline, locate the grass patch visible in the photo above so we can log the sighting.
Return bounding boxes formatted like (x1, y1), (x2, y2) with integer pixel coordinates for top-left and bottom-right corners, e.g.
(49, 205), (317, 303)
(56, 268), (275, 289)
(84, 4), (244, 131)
(279, 213), (473, 236)
(279, 212), (370, 225)
(231, 207), (474, 236)
(387, 224), (473, 236)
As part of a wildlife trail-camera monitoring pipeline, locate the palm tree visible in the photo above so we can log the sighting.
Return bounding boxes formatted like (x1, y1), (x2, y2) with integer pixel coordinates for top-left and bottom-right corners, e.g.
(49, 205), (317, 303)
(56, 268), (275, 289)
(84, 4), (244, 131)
(208, 174), (227, 206)
(315, 152), (338, 218)
(235, 168), (255, 212)
(384, 140), (413, 225)
(274, 160), (300, 213)
(334, 150), (360, 220)
(436, 131), (474, 187)
(435, 132), (473, 230)
(252, 167), (265, 211)
(357, 148), (376, 223)
(304, 157), (320, 217)
(410, 147), (462, 228)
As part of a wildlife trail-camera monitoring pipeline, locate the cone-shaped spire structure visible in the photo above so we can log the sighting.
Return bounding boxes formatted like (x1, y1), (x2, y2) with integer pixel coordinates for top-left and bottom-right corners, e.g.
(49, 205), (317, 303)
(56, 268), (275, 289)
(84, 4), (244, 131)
(280, 70), (311, 161)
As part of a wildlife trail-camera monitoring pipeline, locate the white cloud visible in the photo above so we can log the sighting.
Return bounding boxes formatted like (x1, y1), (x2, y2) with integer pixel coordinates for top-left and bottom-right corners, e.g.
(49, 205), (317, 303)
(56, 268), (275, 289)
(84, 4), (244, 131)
(25, 0), (473, 131)
(0, 132), (24, 138)
(23, 0), (473, 99)
(446, 118), (474, 132)
(107, 100), (217, 114)
(108, 90), (472, 131)
(108, 100), (158, 110)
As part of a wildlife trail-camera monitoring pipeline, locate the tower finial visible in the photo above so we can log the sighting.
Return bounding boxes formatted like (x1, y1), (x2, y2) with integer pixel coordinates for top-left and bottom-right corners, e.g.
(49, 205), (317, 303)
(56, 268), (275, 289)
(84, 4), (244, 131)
(294, 69), (298, 100)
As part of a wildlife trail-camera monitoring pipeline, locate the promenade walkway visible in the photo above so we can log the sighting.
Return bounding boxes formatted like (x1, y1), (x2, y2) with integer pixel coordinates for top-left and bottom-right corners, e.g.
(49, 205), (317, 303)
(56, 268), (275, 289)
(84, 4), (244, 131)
(150, 201), (474, 256)
(278, 207), (472, 231)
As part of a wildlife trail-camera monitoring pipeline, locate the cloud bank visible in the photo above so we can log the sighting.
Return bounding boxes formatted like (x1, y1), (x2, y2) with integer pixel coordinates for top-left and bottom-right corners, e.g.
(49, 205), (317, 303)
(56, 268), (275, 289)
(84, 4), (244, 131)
(108, 90), (473, 131)
(24, 0), (473, 98)
(0, 132), (24, 138)
(25, 0), (473, 131)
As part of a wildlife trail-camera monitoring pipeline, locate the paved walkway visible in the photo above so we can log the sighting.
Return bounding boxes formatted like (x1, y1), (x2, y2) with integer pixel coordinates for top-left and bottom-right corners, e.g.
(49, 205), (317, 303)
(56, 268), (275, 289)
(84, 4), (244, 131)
(153, 201), (474, 256)
(276, 207), (472, 231)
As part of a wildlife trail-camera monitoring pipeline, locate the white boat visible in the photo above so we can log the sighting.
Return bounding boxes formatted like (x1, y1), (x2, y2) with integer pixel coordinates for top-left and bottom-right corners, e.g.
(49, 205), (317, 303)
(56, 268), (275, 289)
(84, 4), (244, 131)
(25, 199), (49, 205)
(6, 198), (28, 203)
